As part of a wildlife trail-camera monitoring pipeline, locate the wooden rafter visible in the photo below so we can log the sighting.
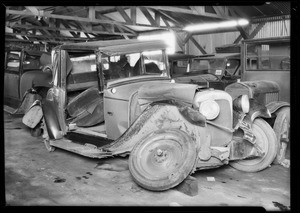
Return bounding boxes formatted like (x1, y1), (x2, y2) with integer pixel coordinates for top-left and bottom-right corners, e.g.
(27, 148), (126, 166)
(116, 6), (133, 24)
(7, 8), (180, 31)
(139, 7), (158, 27)
(189, 36), (207, 54)
(6, 23), (135, 36)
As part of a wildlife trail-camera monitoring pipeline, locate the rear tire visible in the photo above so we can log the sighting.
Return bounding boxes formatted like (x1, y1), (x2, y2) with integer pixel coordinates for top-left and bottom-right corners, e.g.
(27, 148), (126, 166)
(273, 107), (290, 164)
(129, 129), (197, 191)
(230, 118), (277, 172)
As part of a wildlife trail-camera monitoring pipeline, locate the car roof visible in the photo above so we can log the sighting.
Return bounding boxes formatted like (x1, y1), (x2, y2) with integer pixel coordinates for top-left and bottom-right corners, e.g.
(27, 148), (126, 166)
(56, 39), (168, 54)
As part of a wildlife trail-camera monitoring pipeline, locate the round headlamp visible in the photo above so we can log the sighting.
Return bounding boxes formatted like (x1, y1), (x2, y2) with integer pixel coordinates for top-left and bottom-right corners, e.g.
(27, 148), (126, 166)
(199, 99), (220, 120)
(233, 94), (250, 113)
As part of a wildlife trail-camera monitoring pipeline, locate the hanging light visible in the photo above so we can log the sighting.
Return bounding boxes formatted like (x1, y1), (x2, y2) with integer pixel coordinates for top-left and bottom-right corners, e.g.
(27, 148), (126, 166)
(183, 19), (249, 32)
(137, 31), (176, 54)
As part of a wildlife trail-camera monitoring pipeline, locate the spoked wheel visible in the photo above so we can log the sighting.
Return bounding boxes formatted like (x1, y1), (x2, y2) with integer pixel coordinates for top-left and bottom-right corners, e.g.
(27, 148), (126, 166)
(273, 107), (290, 164)
(41, 118), (55, 152)
(129, 129), (197, 191)
(230, 118), (277, 172)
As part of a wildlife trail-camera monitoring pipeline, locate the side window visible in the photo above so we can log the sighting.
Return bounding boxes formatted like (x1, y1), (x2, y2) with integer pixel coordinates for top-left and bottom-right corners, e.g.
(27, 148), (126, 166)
(246, 43), (290, 71)
(6, 51), (21, 72)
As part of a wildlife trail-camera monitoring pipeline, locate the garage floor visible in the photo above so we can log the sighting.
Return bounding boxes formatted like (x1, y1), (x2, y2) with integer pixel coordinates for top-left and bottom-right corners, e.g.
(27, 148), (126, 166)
(4, 112), (290, 210)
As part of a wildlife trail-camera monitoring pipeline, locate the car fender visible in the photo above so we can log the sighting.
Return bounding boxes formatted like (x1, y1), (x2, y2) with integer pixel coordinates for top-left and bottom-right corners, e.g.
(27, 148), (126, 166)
(42, 99), (63, 139)
(266, 101), (290, 115)
(245, 98), (271, 122)
(101, 101), (210, 159)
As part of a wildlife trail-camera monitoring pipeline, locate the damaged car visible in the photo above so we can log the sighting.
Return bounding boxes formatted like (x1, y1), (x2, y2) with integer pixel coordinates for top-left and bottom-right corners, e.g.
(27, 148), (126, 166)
(4, 48), (52, 116)
(23, 39), (278, 191)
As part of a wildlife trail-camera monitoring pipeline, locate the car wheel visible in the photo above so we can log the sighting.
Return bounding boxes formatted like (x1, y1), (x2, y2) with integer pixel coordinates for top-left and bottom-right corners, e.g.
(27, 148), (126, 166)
(129, 129), (197, 191)
(230, 118), (277, 172)
(273, 107), (290, 164)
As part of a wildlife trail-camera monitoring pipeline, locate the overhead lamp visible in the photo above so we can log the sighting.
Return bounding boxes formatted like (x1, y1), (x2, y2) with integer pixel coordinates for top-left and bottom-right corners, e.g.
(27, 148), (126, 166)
(183, 19), (249, 32)
(137, 31), (175, 54)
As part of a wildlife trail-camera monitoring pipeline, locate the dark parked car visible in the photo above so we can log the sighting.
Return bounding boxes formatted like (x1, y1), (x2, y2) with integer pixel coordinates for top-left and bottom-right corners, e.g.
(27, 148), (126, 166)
(169, 53), (241, 90)
(226, 36), (290, 165)
(23, 39), (278, 191)
(4, 47), (52, 114)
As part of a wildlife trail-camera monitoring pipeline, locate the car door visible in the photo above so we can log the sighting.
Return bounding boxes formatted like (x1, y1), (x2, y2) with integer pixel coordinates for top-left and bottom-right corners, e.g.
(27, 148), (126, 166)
(4, 50), (22, 105)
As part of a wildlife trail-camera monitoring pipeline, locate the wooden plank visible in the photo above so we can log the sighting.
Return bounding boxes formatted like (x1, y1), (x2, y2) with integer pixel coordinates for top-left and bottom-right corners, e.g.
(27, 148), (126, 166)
(7, 23), (135, 36)
(155, 12), (160, 26)
(7, 9), (177, 30)
(116, 6), (133, 24)
(89, 6), (95, 21)
(190, 36), (207, 54)
(139, 7), (158, 27)
(130, 7), (136, 25)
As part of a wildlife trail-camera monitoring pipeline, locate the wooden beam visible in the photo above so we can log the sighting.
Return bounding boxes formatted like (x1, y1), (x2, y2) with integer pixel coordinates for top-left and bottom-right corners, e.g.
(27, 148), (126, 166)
(249, 22), (266, 39)
(89, 6), (95, 21)
(189, 36), (207, 54)
(174, 32), (184, 51)
(155, 12), (160, 26)
(6, 32), (97, 41)
(212, 6), (230, 19)
(130, 7), (136, 25)
(116, 6), (133, 24)
(139, 7), (158, 27)
(237, 25), (249, 39)
(6, 23), (135, 36)
(6, 9), (177, 30)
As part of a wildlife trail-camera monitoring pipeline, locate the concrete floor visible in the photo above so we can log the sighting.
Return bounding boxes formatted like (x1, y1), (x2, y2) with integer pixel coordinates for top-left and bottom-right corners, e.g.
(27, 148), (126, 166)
(4, 112), (290, 210)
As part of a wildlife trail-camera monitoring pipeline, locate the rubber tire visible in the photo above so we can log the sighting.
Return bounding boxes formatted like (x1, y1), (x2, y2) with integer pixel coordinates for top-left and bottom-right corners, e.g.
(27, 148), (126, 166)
(273, 107), (290, 164)
(129, 129), (197, 191)
(230, 118), (278, 172)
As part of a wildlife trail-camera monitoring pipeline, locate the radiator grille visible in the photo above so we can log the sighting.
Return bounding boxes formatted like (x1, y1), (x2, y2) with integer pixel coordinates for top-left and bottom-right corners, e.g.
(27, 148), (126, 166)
(265, 92), (279, 104)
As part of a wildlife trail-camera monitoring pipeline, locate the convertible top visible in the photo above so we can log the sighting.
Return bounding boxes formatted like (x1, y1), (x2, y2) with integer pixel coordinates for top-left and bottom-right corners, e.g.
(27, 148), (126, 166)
(56, 39), (168, 54)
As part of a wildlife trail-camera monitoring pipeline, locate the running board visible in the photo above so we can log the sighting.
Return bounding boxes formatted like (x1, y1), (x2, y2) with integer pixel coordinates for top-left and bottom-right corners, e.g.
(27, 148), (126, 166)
(49, 138), (112, 159)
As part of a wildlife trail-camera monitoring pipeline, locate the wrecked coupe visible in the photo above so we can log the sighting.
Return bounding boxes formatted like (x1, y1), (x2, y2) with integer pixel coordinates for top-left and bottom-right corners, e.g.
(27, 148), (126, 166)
(23, 39), (278, 191)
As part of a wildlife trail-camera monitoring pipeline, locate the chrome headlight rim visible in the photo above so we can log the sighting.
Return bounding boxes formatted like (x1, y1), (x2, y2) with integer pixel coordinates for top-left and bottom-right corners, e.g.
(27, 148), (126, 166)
(199, 99), (220, 120)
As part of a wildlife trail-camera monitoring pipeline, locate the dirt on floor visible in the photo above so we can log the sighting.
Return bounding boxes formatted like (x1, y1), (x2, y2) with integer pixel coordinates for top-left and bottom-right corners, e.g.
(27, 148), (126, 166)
(4, 112), (290, 210)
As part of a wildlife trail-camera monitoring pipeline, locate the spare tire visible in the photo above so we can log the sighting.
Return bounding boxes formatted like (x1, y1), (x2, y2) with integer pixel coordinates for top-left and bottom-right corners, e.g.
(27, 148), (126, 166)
(129, 129), (197, 191)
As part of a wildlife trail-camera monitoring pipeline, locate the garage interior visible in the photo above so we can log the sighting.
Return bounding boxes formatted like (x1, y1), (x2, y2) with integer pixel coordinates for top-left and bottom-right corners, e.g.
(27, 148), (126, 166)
(3, 3), (294, 211)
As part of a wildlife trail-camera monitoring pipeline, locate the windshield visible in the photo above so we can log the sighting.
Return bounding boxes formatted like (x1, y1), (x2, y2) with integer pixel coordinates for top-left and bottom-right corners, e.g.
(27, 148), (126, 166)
(101, 50), (168, 83)
(190, 58), (225, 75)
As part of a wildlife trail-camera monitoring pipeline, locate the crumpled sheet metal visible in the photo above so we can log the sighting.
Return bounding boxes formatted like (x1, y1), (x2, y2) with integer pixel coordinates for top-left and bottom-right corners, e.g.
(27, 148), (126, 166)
(137, 82), (199, 111)
(101, 103), (210, 159)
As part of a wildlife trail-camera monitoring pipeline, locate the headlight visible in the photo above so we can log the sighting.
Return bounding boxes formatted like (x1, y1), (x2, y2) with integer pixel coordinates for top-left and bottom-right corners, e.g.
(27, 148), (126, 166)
(233, 94), (249, 113)
(199, 99), (220, 120)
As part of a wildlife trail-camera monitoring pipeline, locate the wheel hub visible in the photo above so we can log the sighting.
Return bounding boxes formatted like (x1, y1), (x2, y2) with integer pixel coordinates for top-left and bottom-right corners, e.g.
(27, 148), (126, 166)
(154, 148), (168, 163)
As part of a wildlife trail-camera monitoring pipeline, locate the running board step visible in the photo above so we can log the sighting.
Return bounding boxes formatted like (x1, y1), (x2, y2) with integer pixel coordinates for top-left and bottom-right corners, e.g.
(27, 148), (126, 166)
(50, 139), (112, 159)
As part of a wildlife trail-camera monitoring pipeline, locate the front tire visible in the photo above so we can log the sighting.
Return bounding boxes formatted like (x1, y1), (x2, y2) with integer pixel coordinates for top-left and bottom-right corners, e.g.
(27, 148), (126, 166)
(129, 129), (197, 191)
(273, 107), (290, 164)
(230, 118), (277, 172)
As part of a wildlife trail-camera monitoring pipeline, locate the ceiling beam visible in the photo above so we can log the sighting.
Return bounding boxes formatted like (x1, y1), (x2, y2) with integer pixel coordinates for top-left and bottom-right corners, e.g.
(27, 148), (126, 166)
(130, 7), (137, 25)
(116, 6), (133, 24)
(6, 23), (136, 36)
(6, 9), (178, 30)
(139, 7), (159, 27)
(5, 32), (98, 41)
(189, 36), (207, 54)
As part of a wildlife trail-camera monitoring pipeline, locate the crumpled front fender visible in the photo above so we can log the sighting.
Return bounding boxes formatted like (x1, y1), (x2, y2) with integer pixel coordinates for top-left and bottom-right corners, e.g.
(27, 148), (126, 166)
(101, 102), (209, 158)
